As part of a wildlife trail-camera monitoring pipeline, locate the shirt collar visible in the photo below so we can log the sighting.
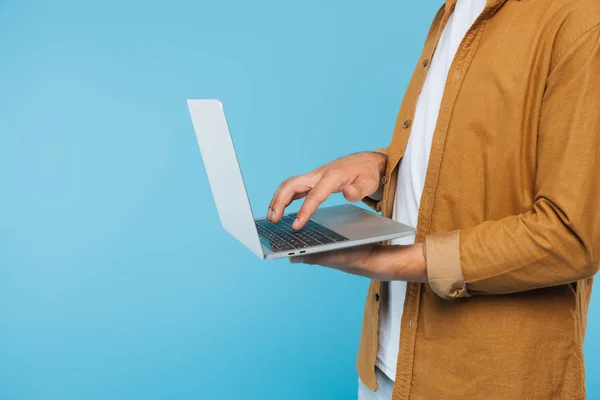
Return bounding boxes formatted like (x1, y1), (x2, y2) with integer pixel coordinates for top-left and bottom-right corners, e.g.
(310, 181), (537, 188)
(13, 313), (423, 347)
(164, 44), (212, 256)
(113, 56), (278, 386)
(445, 0), (510, 15)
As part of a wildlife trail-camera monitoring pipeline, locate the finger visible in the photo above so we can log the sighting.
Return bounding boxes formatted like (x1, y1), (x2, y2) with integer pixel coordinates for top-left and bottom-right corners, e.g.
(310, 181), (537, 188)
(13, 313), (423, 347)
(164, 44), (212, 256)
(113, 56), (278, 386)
(290, 253), (335, 265)
(290, 254), (373, 278)
(342, 178), (378, 202)
(267, 188), (308, 221)
(300, 247), (353, 265)
(269, 174), (317, 222)
(293, 173), (344, 229)
(267, 183), (288, 220)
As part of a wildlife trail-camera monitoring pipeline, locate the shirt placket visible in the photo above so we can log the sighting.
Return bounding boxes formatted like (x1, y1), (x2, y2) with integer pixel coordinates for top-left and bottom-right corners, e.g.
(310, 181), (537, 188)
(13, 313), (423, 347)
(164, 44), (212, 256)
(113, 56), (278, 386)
(360, 18), (445, 390)
(388, 2), (507, 399)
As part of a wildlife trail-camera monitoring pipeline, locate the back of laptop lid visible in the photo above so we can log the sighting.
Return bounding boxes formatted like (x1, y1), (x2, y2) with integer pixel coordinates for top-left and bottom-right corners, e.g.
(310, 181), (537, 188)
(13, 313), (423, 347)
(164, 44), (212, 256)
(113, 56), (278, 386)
(187, 99), (264, 258)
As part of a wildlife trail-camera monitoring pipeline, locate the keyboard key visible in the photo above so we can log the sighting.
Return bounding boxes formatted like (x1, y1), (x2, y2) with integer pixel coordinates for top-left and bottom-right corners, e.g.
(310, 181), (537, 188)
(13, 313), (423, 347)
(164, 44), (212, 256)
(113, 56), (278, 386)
(255, 216), (348, 252)
(303, 230), (335, 244)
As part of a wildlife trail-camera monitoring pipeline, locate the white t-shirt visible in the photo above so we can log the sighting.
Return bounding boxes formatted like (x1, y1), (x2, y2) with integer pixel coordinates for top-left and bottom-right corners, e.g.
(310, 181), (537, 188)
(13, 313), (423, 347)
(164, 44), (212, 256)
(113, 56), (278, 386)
(375, 0), (487, 380)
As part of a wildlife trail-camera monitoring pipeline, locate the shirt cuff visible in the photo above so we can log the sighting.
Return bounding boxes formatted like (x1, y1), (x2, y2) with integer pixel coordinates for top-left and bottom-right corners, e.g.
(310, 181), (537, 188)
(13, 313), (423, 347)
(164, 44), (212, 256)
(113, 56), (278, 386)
(374, 147), (388, 157)
(362, 196), (382, 212)
(425, 231), (470, 299)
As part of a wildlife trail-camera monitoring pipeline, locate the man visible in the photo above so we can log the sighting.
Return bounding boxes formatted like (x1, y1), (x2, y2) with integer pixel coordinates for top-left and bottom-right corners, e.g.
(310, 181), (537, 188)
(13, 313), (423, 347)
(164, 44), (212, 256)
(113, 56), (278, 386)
(267, 0), (600, 398)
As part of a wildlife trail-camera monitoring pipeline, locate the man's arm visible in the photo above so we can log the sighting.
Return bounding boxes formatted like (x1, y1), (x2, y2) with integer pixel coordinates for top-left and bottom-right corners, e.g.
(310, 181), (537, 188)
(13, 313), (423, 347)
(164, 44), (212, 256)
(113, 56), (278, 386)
(426, 25), (600, 298)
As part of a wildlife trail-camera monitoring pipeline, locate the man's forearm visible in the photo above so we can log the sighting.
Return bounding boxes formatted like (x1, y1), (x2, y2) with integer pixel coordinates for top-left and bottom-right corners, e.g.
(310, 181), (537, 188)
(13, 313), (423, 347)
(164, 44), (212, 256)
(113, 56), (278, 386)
(369, 243), (428, 283)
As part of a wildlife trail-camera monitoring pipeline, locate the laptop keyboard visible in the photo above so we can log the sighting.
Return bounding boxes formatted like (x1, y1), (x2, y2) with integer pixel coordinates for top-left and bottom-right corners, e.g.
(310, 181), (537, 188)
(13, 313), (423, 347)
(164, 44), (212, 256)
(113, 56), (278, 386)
(255, 213), (348, 252)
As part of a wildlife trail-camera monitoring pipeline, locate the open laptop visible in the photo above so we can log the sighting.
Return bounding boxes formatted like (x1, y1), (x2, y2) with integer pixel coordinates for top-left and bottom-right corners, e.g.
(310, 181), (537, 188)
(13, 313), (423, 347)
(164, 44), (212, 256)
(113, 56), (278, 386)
(187, 99), (415, 259)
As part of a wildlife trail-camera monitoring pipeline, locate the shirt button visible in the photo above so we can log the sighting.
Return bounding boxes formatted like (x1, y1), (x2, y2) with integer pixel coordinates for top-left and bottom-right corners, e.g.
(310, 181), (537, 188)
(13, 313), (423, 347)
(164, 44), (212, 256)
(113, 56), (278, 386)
(373, 293), (380, 302)
(402, 119), (411, 129)
(381, 176), (387, 185)
(422, 59), (428, 67)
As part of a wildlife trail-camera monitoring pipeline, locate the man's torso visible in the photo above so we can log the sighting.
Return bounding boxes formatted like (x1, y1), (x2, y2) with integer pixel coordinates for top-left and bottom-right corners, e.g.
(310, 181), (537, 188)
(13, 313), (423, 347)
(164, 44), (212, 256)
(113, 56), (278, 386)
(357, 0), (600, 398)
(377, 0), (487, 381)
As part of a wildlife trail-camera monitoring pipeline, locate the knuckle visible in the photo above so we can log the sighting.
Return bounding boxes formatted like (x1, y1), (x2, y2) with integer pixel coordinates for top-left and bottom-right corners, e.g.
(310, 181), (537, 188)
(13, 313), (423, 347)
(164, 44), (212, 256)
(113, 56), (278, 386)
(305, 190), (323, 203)
(304, 192), (317, 203)
(313, 163), (329, 174)
(272, 191), (284, 202)
(277, 181), (295, 196)
(272, 195), (288, 207)
(323, 168), (343, 180)
(284, 174), (304, 185)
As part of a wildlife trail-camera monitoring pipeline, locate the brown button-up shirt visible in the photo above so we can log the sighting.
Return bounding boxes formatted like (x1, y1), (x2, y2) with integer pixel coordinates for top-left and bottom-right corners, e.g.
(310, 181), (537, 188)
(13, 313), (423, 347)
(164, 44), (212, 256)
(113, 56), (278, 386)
(358, 0), (600, 398)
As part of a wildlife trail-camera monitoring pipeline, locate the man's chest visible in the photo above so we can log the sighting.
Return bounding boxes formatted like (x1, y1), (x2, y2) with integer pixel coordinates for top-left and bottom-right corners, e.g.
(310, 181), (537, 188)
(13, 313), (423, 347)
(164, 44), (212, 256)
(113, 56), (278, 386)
(382, 2), (566, 233)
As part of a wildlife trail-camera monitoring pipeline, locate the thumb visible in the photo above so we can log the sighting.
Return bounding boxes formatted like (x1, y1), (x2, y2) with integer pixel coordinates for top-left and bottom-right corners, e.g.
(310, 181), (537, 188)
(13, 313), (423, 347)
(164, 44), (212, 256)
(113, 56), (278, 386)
(342, 179), (375, 202)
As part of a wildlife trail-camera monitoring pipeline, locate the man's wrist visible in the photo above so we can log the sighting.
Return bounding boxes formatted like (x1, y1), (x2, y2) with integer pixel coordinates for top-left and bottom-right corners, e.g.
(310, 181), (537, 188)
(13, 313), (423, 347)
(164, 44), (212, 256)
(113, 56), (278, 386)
(404, 243), (428, 283)
(372, 151), (388, 175)
(370, 243), (428, 282)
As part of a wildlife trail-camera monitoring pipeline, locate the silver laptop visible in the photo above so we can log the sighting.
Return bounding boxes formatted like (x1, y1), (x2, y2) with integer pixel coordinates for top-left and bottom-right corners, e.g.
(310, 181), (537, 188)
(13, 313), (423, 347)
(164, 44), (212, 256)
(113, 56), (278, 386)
(187, 99), (415, 260)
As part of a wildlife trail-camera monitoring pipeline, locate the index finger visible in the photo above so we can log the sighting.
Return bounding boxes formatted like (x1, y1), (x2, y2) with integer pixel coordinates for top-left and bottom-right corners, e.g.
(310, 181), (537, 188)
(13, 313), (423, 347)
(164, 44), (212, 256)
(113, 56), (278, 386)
(268, 174), (315, 222)
(292, 173), (343, 230)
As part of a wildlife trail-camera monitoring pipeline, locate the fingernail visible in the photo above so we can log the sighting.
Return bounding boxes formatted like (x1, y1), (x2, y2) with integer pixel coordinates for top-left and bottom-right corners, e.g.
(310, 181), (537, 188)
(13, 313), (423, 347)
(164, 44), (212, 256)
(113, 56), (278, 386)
(292, 218), (300, 229)
(267, 208), (274, 220)
(290, 257), (304, 264)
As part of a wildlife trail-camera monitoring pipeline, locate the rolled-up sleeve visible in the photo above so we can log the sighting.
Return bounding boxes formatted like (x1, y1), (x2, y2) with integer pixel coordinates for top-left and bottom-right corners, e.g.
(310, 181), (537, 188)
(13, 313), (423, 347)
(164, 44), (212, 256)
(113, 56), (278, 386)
(426, 25), (600, 298)
(425, 231), (470, 298)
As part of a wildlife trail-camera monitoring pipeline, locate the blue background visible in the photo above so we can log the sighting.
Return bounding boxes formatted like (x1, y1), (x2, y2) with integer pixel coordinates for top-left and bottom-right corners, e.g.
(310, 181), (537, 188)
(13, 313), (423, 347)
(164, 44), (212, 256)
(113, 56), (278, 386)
(0, 0), (598, 399)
